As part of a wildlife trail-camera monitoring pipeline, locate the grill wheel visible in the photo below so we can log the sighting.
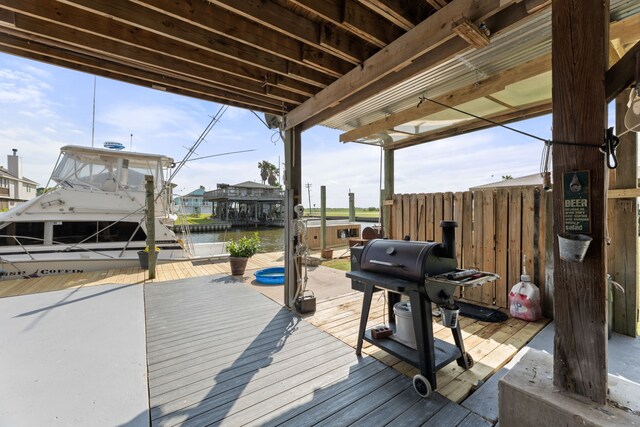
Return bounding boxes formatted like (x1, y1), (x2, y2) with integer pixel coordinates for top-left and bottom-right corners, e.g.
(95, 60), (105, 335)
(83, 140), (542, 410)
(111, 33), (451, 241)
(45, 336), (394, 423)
(412, 374), (432, 398)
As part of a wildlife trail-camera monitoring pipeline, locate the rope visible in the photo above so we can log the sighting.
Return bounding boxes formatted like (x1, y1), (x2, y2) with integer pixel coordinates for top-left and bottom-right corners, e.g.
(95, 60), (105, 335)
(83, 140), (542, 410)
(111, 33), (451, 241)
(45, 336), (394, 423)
(418, 96), (622, 169)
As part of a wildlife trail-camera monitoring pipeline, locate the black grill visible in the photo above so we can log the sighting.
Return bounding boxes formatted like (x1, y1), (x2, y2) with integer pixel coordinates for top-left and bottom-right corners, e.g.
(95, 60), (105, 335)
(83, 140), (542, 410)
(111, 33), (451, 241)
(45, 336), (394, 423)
(346, 220), (496, 397)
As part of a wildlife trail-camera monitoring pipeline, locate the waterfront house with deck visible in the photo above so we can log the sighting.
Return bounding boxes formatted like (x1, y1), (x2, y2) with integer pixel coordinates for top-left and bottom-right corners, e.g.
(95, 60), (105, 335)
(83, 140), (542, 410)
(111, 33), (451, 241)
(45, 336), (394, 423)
(173, 185), (213, 215)
(204, 181), (284, 227)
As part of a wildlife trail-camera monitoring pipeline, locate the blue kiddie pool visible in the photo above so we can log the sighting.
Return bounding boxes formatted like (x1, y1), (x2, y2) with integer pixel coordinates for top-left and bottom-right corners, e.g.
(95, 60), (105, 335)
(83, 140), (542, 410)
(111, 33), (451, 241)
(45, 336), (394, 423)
(254, 267), (285, 285)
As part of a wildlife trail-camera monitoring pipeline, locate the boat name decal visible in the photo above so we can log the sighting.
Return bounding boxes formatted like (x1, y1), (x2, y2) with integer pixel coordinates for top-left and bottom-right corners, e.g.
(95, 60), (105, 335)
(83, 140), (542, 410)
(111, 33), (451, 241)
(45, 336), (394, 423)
(37, 269), (85, 275)
(0, 270), (27, 277)
(0, 269), (84, 279)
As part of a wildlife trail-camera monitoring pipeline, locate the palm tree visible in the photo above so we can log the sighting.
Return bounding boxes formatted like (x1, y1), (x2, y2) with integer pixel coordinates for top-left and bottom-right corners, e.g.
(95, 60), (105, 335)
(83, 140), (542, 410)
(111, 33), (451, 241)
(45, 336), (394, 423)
(258, 161), (270, 184)
(258, 161), (280, 186)
(267, 163), (279, 186)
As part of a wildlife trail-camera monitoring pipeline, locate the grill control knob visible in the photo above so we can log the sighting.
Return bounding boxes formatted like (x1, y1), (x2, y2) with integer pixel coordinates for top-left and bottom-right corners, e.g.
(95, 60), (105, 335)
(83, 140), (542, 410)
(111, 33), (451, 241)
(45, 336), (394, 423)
(385, 246), (396, 255)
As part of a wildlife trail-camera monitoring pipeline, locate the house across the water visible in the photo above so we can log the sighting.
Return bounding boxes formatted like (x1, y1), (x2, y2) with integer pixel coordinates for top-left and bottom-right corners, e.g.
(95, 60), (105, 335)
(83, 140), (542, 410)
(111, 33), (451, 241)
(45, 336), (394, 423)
(174, 185), (213, 215)
(204, 181), (284, 227)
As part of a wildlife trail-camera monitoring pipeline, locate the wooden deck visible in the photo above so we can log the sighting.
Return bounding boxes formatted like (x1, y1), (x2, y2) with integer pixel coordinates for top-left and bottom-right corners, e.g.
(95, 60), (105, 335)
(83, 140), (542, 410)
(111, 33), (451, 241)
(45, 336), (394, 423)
(0, 252), (283, 299)
(145, 276), (493, 426)
(1, 251), (548, 422)
(304, 292), (549, 404)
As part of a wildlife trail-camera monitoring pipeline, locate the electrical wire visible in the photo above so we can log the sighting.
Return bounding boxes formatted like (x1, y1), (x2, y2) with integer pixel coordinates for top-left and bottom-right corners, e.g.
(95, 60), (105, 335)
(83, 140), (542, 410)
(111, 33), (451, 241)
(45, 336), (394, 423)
(182, 149), (256, 162)
(418, 96), (621, 169)
(419, 96), (548, 143)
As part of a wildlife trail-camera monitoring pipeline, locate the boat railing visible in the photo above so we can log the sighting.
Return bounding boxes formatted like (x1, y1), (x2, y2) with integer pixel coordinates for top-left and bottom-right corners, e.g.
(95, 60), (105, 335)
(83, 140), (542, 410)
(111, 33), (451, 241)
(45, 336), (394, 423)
(174, 203), (195, 256)
(0, 235), (118, 260)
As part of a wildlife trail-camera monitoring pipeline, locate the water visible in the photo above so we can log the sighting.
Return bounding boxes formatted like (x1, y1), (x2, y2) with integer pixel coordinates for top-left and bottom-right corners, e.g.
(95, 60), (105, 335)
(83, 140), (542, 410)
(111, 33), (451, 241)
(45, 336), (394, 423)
(180, 227), (285, 253)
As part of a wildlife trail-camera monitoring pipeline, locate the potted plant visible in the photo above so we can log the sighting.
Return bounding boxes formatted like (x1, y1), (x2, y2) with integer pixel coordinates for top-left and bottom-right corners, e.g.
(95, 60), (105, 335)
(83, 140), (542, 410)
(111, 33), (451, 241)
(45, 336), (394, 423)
(227, 232), (261, 276)
(137, 245), (160, 270)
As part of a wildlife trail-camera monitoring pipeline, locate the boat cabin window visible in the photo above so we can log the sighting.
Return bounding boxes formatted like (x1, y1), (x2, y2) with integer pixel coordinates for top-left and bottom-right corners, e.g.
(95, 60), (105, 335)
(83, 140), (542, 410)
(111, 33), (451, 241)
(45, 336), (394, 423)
(51, 151), (164, 192)
(0, 222), (45, 246)
(52, 221), (146, 244)
(0, 221), (146, 246)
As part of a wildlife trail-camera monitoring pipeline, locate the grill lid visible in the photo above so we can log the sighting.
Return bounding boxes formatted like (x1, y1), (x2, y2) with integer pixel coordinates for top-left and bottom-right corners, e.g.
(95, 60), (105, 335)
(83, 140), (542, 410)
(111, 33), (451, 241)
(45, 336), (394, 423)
(359, 239), (455, 282)
(358, 221), (458, 282)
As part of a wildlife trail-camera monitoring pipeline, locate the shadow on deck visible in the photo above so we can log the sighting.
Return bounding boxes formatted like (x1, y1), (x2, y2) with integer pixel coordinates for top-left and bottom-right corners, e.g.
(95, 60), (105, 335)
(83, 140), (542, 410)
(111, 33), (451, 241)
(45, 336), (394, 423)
(144, 276), (492, 426)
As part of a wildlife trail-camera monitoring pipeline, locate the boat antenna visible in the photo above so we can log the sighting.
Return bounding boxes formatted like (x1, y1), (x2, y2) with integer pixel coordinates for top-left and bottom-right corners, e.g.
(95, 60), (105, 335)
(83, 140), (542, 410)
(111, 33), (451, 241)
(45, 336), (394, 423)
(91, 76), (96, 148)
(169, 104), (228, 182)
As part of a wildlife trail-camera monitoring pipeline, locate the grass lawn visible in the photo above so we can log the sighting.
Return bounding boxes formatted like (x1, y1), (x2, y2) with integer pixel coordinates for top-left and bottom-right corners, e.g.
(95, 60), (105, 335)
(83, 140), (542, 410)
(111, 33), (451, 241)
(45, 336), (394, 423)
(321, 258), (351, 271)
(174, 214), (215, 225)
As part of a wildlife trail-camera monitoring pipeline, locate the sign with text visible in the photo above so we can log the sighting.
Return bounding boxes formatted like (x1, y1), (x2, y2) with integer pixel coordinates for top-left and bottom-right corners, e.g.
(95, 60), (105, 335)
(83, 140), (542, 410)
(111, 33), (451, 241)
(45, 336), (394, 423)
(563, 170), (591, 233)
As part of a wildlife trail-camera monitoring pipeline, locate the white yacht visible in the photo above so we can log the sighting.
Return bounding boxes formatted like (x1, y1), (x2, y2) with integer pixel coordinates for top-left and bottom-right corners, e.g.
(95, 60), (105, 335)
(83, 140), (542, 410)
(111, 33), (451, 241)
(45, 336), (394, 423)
(0, 145), (227, 280)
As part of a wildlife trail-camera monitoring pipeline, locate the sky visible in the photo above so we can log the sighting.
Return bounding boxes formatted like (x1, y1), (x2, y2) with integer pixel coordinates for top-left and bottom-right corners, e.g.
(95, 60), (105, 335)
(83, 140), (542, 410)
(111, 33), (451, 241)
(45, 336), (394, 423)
(0, 51), (611, 209)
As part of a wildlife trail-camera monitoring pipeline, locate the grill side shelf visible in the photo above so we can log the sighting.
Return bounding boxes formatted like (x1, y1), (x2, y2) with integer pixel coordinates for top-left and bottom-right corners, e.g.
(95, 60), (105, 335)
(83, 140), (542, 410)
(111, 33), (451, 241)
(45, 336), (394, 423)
(428, 271), (500, 288)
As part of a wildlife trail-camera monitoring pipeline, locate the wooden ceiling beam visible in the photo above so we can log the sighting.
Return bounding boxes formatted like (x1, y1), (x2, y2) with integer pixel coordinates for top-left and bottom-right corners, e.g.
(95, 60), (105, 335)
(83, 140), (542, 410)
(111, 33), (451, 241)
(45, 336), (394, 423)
(340, 53), (551, 141)
(0, 42), (286, 114)
(286, 0), (525, 130)
(426, 0), (449, 10)
(0, 5), (309, 105)
(126, 0), (341, 86)
(0, 9), (15, 27)
(4, 0), (318, 98)
(610, 13), (640, 46)
(358, 0), (425, 31)
(452, 16), (490, 48)
(386, 100), (551, 150)
(210, 0), (377, 65)
(298, 0), (554, 130)
(605, 41), (640, 104)
(0, 33), (290, 112)
(288, 0), (403, 47)
(0, 26), (305, 108)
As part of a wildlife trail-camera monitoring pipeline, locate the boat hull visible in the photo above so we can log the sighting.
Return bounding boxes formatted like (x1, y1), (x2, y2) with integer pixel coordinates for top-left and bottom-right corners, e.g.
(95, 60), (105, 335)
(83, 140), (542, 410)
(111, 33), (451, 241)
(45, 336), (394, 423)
(0, 242), (228, 280)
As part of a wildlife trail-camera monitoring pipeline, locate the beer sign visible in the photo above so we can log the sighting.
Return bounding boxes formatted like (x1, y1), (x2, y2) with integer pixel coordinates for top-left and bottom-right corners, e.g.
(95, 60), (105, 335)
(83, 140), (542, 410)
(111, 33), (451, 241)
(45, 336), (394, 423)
(563, 170), (590, 233)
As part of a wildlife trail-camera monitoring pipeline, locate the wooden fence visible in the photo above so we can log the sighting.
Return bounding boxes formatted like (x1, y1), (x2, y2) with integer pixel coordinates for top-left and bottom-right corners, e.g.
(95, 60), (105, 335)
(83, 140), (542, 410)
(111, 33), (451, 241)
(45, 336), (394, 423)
(389, 187), (548, 308)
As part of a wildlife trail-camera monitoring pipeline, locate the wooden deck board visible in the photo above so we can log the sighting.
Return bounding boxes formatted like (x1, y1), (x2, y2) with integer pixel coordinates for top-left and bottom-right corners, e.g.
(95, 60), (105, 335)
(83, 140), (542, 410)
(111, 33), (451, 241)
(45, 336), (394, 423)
(0, 253), (283, 299)
(305, 291), (549, 404)
(144, 276), (477, 427)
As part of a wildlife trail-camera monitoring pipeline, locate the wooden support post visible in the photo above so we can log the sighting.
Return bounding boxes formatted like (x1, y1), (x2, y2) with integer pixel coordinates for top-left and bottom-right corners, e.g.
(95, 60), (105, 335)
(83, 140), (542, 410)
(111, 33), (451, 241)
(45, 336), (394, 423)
(348, 192), (355, 222)
(608, 88), (639, 337)
(320, 185), (327, 250)
(383, 148), (394, 238)
(284, 126), (302, 309)
(145, 175), (156, 280)
(551, 0), (608, 404)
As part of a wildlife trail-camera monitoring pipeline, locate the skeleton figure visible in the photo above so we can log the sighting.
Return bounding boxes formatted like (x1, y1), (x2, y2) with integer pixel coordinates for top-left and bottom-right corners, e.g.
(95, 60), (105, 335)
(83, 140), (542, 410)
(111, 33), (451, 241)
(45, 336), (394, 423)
(291, 204), (309, 306)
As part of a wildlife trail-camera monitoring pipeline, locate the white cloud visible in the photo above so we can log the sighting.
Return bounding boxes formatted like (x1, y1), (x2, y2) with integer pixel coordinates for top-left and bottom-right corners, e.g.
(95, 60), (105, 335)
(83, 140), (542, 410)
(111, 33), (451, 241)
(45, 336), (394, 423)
(98, 104), (199, 135)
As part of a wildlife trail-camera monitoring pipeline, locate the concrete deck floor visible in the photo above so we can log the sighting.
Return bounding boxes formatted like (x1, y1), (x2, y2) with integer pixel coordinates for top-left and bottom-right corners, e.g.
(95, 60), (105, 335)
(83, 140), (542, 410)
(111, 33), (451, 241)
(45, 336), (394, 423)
(461, 322), (640, 424)
(0, 284), (148, 426)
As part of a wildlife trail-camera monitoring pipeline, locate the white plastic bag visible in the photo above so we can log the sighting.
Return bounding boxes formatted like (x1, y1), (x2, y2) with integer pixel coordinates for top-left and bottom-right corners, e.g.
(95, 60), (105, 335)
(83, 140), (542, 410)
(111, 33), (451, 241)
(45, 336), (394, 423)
(509, 278), (542, 321)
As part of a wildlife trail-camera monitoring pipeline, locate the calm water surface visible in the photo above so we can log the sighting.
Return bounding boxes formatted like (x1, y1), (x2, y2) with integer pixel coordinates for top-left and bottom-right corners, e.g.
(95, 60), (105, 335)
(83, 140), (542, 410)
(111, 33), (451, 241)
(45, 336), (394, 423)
(180, 227), (285, 253)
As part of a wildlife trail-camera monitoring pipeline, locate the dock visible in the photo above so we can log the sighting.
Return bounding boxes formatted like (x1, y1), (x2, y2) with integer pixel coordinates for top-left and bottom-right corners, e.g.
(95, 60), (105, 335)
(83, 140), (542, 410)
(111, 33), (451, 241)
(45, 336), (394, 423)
(0, 253), (548, 425)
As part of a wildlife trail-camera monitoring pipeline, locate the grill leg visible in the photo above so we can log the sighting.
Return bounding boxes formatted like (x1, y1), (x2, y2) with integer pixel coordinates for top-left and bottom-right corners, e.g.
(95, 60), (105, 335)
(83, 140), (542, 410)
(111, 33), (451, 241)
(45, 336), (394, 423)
(409, 290), (436, 390)
(452, 322), (470, 368)
(387, 291), (400, 324)
(451, 322), (471, 369)
(356, 283), (374, 356)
